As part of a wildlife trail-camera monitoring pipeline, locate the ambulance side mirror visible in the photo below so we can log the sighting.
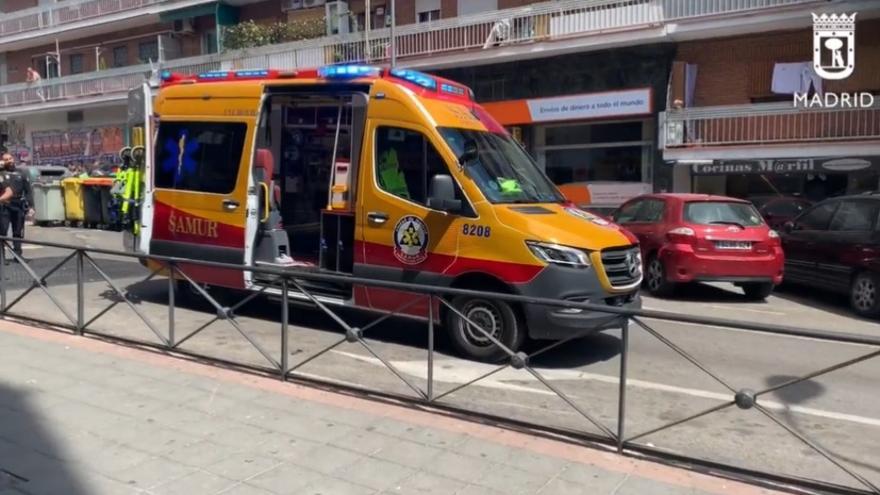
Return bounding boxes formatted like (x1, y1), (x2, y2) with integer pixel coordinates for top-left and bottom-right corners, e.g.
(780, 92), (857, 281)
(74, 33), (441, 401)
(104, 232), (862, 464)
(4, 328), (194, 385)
(427, 174), (461, 213)
(458, 140), (478, 166)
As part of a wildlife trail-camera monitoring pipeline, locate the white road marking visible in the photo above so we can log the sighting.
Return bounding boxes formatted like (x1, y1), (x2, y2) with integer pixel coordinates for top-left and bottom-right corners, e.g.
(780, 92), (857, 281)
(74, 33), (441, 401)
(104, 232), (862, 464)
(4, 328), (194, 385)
(331, 350), (880, 428)
(644, 304), (784, 316)
(640, 318), (871, 347)
(705, 304), (786, 316)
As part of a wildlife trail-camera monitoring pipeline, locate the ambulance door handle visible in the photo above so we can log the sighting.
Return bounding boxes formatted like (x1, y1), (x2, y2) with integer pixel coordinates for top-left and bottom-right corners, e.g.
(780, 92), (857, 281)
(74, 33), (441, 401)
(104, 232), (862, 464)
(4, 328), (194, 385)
(368, 211), (389, 224)
(222, 199), (240, 211)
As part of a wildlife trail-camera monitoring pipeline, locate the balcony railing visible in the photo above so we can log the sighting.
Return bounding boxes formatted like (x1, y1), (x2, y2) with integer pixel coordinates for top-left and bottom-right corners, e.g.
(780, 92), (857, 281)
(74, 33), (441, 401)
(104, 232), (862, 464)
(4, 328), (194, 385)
(662, 102), (880, 148)
(0, 0), (822, 111)
(0, 0), (176, 38)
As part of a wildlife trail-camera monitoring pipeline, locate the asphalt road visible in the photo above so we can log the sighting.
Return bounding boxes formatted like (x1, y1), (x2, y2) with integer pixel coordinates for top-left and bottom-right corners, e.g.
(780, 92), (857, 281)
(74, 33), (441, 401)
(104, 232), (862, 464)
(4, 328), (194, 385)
(3, 226), (880, 492)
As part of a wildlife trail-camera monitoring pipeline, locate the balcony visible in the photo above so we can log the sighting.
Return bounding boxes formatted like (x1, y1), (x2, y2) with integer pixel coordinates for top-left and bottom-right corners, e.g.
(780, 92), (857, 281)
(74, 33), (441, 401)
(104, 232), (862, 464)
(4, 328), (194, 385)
(0, 0), (832, 115)
(660, 102), (880, 159)
(0, 0), (216, 48)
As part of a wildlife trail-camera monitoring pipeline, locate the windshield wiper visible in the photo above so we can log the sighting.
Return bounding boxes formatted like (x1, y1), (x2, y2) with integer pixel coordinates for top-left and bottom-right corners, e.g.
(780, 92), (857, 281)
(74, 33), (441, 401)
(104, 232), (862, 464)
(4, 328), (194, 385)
(709, 221), (745, 228)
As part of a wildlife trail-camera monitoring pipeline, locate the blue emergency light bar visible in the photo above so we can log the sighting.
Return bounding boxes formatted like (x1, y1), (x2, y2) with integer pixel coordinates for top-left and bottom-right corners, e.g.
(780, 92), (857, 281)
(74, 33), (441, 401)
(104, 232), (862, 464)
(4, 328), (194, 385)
(198, 70), (230, 79)
(389, 69), (437, 90)
(319, 65), (381, 79)
(235, 69), (270, 77)
(440, 83), (466, 96)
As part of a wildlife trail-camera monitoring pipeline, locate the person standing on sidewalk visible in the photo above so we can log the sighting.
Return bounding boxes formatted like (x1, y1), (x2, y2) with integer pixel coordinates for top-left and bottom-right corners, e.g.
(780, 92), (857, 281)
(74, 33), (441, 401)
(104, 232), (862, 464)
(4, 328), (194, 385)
(0, 153), (34, 263)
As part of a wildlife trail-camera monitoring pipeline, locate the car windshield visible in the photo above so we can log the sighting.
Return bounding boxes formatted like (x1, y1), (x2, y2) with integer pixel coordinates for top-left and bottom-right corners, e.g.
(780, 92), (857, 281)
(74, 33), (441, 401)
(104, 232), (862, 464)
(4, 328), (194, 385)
(684, 201), (764, 227)
(439, 127), (564, 204)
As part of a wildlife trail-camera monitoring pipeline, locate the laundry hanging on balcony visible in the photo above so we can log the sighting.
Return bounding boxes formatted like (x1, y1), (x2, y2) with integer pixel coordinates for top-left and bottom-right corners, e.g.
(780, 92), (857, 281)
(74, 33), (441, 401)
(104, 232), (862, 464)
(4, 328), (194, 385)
(771, 62), (823, 96)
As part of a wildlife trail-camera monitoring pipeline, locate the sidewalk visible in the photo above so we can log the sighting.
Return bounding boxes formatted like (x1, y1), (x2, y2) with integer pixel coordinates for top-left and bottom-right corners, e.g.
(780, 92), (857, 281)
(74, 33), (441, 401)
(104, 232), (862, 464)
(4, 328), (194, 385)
(0, 319), (782, 495)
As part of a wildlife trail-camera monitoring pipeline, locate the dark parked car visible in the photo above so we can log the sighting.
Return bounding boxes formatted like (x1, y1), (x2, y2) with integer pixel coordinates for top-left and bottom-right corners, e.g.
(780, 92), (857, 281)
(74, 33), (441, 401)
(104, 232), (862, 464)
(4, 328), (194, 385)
(781, 194), (880, 317)
(613, 194), (784, 300)
(749, 195), (812, 229)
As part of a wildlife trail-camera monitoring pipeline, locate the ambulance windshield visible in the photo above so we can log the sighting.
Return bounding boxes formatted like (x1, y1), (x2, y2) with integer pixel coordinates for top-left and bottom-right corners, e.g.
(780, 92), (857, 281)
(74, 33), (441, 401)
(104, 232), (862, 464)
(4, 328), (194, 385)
(439, 128), (564, 205)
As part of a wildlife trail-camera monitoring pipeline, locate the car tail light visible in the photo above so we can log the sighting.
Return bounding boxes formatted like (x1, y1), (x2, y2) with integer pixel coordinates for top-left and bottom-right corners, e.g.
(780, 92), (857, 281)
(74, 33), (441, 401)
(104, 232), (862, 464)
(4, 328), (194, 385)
(767, 229), (781, 245)
(667, 226), (696, 244)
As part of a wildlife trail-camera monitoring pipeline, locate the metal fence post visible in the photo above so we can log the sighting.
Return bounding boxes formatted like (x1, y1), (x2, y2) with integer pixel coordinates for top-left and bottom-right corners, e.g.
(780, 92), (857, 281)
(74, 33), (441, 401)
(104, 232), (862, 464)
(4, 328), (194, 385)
(281, 277), (289, 380)
(0, 241), (6, 312)
(427, 294), (434, 402)
(167, 263), (175, 347)
(76, 249), (84, 335)
(617, 316), (629, 453)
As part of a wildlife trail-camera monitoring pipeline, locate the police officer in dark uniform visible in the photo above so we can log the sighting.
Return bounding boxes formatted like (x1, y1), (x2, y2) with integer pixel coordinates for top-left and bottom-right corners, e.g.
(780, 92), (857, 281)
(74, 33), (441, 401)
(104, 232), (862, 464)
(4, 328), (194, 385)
(0, 153), (33, 263)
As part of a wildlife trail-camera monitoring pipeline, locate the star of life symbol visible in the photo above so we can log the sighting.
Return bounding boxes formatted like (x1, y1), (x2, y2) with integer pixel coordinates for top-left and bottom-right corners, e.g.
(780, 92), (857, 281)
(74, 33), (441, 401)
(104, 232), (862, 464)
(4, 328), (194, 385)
(393, 215), (429, 265)
(812, 13), (856, 80)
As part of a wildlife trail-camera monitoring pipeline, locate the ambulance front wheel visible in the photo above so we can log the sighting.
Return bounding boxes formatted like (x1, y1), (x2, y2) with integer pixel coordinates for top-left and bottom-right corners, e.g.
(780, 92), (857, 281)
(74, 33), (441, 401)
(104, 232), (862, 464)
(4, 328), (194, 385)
(447, 296), (525, 362)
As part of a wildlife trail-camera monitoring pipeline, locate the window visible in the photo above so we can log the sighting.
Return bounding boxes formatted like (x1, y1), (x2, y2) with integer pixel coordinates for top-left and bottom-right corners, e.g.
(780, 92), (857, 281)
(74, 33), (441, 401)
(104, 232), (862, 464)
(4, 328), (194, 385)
(138, 41), (159, 63)
(69, 53), (83, 74)
(637, 199), (665, 222)
(440, 127), (563, 205)
(375, 126), (451, 206)
(539, 120), (651, 185)
(112, 46), (128, 68)
(796, 201), (838, 231)
(764, 199), (809, 218)
(614, 199), (664, 223)
(202, 31), (218, 54)
(684, 201), (763, 226)
(829, 201), (879, 232)
(614, 200), (642, 223)
(418, 10), (440, 22)
(155, 122), (247, 194)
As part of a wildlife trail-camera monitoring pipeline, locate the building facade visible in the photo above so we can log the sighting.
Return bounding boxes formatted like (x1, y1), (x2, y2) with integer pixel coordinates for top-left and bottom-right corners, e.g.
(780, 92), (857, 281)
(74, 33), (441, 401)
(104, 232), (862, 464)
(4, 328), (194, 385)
(1, 0), (878, 206)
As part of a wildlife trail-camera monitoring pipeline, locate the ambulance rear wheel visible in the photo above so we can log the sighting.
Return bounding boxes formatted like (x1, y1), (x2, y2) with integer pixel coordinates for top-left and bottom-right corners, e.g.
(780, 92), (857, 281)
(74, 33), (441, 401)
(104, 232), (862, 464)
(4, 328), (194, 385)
(447, 296), (524, 362)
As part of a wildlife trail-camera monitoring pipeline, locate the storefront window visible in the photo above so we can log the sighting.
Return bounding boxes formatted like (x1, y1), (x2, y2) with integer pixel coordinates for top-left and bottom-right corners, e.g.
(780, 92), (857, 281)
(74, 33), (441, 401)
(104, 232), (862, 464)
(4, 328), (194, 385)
(545, 146), (646, 183)
(545, 122), (642, 147)
(536, 120), (652, 186)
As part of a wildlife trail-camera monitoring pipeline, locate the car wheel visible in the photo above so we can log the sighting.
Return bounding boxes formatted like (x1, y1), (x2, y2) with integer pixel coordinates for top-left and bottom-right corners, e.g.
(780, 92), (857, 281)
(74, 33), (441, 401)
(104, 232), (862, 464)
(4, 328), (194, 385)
(850, 272), (880, 317)
(446, 295), (524, 362)
(644, 256), (675, 297)
(742, 282), (774, 301)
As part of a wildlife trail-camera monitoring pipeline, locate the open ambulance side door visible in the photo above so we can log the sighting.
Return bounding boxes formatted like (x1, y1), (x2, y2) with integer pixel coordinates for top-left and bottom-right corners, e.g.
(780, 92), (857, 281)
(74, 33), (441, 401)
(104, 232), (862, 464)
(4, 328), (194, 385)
(124, 82), (155, 255)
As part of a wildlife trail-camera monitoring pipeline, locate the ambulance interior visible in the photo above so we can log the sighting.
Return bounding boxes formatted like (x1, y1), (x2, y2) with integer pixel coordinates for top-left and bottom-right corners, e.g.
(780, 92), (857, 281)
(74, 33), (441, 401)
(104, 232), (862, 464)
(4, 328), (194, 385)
(251, 91), (367, 294)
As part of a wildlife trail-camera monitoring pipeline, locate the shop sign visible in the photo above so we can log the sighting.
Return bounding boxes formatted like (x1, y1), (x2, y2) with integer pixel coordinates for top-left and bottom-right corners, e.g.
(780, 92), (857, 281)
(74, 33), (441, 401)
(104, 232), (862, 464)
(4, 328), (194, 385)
(483, 89), (653, 125)
(692, 157), (879, 175)
(526, 88), (652, 122)
(585, 181), (652, 206)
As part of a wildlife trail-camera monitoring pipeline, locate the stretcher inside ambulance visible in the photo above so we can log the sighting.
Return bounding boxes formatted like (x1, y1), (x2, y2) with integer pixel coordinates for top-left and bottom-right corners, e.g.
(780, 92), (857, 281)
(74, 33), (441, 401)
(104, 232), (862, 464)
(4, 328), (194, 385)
(125, 66), (642, 360)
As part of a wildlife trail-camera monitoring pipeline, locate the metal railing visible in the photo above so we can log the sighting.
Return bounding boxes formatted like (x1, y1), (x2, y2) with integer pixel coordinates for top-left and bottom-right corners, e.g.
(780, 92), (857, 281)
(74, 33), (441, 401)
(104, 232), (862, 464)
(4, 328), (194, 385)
(0, 0), (203, 38)
(1, 235), (878, 495)
(662, 101), (880, 148)
(0, 56), (224, 111)
(0, 0), (821, 111)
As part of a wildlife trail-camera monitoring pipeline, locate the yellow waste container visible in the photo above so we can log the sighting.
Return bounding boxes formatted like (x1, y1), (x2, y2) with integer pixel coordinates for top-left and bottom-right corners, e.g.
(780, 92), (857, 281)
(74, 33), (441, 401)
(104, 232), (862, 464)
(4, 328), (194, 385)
(61, 177), (86, 224)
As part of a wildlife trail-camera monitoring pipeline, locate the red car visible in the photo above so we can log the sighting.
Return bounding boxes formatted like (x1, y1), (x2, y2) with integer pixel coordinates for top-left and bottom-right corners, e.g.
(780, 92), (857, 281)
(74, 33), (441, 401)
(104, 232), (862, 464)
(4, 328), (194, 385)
(612, 194), (784, 300)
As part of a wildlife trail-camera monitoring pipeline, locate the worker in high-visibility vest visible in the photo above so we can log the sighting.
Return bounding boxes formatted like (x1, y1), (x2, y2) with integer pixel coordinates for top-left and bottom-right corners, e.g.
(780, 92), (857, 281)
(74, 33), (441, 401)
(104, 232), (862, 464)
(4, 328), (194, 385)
(377, 148), (409, 199)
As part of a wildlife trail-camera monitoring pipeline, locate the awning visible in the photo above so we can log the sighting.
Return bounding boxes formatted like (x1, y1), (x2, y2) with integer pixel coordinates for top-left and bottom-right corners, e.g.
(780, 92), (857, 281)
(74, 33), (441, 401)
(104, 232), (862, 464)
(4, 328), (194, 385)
(159, 3), (217, 22)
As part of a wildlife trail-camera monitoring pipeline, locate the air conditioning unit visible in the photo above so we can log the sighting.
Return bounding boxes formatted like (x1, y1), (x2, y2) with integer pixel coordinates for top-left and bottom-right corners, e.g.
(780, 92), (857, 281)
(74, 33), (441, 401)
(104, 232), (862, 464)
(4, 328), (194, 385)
(283, 0), (303, 10)
(172, 18), (195, 34)
(303, 0), (326, 8)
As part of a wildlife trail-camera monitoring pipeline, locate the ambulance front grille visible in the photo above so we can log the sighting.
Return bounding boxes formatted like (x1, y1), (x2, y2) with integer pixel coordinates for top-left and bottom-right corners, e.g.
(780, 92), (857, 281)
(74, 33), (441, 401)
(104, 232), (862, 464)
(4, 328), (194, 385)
(600, 247), (642, 289)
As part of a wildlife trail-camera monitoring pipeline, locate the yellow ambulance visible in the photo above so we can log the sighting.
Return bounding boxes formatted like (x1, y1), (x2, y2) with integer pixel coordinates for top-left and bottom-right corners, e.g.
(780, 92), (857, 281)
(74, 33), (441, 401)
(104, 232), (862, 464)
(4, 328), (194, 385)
(125, 65), (642, 360)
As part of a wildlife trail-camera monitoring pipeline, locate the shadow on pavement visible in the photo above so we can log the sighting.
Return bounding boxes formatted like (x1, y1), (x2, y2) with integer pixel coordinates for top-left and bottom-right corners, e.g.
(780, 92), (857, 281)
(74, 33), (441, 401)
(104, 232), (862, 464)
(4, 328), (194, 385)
(763, 374), (880, 478)
(660, 282), (755, 303)
(772, 283), (871, 322)
(0, 383), (88, 494)
(118, 279), (622, 368)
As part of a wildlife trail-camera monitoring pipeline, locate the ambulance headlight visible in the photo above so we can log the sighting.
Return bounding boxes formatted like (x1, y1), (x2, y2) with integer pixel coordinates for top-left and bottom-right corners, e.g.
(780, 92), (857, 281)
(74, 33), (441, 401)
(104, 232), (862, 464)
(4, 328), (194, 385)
(526, 241), (592, 268)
